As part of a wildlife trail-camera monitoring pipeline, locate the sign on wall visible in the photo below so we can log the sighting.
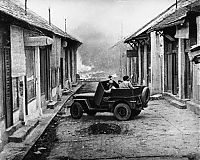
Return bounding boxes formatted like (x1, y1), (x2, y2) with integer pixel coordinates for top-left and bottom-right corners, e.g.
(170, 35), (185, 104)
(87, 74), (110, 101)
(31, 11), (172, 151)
(10, 25), (26, 77)
(126, 49), (138, 57)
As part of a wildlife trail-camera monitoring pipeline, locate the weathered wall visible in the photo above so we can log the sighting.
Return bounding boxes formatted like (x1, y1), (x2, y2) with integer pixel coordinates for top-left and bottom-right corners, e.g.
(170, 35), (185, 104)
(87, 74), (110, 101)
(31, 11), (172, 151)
(150, 31), (163, 94)
(51, 35), (61, 99)
(0, 120), (6, 151)
(192, 16), (200, 103)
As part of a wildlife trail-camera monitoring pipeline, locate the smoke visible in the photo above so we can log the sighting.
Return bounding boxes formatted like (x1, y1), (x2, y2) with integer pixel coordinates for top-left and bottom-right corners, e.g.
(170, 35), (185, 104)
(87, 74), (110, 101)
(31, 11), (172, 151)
(77, 51), (94, 73)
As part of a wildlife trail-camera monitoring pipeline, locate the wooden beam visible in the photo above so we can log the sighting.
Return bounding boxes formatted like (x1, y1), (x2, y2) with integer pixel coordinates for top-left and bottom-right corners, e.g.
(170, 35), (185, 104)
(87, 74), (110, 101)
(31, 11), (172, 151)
(35, 46), (42, 116)
(25, 36), (53, 47)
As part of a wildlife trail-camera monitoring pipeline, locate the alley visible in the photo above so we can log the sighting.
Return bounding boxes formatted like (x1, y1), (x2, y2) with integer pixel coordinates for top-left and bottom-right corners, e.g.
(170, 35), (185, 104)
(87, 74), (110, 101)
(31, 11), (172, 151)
(24, 98), (200, 160)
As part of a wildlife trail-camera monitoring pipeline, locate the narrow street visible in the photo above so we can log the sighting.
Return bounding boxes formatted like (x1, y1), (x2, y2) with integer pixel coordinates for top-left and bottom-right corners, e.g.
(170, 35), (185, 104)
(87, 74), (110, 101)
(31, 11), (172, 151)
(24, 82), (200, 160)
(1, 1), (200, 160)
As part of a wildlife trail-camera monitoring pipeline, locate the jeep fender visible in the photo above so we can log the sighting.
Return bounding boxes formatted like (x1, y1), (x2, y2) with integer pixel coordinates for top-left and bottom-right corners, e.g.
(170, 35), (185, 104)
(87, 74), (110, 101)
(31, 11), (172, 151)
(72, 99), (90, 111)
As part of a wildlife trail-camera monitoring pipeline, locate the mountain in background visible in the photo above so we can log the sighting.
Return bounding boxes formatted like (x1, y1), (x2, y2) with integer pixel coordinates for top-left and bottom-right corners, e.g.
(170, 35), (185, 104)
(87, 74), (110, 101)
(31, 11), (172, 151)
(73, 23), (124, 78)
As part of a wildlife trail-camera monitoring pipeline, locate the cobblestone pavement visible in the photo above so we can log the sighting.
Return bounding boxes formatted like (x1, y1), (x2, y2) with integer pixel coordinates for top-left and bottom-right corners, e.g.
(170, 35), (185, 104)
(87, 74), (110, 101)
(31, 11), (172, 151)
(45, 100), (200, 160)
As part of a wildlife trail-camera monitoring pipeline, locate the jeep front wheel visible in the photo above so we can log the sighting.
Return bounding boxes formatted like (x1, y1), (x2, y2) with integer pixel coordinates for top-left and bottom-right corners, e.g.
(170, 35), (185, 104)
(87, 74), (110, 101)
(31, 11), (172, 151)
(70, 102), (83, 119)
(114, 103), (131, 121)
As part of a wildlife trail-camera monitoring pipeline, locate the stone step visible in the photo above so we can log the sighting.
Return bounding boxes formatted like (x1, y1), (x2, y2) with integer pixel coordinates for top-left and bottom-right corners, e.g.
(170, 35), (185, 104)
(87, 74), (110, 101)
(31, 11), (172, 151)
(47, 101), (57, 109)
(186, 101), (200, 115)
(164, 96), (187, 109)
(9, 120), (39, 143)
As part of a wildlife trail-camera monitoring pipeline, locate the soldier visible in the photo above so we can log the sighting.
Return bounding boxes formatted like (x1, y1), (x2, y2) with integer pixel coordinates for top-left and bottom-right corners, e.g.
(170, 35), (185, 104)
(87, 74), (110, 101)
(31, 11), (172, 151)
(119, 75), (135, 89)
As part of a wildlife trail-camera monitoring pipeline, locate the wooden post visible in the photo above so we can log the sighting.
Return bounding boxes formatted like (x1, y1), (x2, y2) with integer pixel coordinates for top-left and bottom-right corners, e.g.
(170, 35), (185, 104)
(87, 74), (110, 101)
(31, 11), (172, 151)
(67, 49), (72, 89)
(160, 35), (165, 92)
(19, 76), (26, 121)
(143, 44), (148, 86)
(150, 31), (162, 94)
(138, 43), (142, 85)
(35, 46), (42, 116)
(57, 67), (61, 101)
(71, 49), (75, 83)
(129, 57), (131, 78)
(178, 38), (185, 99)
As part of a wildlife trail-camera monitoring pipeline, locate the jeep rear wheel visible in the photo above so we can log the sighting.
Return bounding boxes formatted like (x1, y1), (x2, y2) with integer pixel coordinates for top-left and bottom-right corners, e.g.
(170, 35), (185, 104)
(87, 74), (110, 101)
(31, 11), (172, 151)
(114, 103), (131, 121)
(70, 102), (83, 119)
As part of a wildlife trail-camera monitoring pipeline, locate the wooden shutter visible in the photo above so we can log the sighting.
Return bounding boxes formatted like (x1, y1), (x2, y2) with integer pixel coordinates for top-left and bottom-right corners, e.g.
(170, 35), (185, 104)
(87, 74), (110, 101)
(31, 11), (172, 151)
(4, 46), (13, 128)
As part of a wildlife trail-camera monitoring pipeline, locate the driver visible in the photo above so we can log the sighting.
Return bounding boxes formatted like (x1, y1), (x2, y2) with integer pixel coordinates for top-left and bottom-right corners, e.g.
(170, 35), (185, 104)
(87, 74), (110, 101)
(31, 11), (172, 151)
(105, 79), (116, 93)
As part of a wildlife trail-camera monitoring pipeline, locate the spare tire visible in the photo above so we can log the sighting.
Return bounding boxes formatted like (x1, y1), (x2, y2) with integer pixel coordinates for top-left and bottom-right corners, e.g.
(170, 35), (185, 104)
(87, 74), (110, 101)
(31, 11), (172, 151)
(141, 87), (150, 105)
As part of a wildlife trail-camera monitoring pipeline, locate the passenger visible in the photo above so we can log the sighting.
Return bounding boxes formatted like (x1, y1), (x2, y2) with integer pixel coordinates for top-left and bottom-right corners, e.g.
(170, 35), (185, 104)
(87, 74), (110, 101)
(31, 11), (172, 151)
(119, 75), (135, 89)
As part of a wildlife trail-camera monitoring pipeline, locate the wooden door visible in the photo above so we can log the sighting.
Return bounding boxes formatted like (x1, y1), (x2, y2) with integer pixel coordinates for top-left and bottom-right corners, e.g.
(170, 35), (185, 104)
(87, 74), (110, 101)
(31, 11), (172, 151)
(60, 58), (63, 89)
(166, 41), (178, 95)
(172, 52), (178, 95)
(40, 47), (50, 100)
(167, 54), (173, 92)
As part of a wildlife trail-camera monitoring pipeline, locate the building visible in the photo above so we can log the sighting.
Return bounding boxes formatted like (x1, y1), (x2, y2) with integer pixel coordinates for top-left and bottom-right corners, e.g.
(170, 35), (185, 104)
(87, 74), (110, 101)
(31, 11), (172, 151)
(124, 0), (200, 112)
(0, 0), (81, 150)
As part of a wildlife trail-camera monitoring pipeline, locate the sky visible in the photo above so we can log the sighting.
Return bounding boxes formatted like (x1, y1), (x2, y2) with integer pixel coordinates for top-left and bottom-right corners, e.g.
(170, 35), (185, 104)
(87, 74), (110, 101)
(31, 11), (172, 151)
(19, 0), (176, 75)
(20, 0), (176, 44)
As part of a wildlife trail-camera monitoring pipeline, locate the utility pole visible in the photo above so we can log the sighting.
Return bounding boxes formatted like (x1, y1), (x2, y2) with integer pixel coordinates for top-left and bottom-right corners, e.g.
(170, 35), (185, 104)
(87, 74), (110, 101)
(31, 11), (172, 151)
(65, 18), (67, 33)
(48, 7), (51, 25)
(25, 0), (27, 15)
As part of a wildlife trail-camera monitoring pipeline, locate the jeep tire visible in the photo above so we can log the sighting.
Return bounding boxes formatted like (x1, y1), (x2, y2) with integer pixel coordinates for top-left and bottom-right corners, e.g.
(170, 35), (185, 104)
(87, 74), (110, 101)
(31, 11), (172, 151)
(70, 102), (83, 119)
(114, 103), (131, 121)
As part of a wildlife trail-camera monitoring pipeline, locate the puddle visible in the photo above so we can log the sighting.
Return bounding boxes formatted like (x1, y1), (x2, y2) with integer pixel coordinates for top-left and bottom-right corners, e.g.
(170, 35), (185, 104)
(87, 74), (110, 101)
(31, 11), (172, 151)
(76, 123), (122, 135)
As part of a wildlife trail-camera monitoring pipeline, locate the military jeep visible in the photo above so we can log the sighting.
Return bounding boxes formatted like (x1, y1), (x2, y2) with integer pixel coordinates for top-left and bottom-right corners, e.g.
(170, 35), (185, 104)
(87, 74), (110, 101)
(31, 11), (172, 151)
(69, 80), (150, 121)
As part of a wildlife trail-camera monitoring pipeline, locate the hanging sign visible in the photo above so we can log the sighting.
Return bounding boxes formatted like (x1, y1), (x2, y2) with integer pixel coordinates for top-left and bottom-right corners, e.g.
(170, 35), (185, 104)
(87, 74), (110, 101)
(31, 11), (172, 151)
(126, 49), (138, 57)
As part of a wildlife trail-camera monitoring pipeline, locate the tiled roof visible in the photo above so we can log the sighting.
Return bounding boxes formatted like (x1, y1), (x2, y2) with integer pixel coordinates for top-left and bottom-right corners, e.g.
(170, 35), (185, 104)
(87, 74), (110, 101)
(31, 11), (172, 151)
(0, 0), (81, 43)
(51, 24), (81, 43)
(124, 3), (177, 43)
(124, 0), (199, 43)
(149, 6), (189, 31)
(150, 0), (200, 31)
